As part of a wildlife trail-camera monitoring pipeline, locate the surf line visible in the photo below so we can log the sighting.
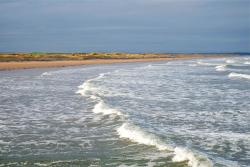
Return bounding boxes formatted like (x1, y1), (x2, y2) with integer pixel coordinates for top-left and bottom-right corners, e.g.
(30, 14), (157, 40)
(76, 70), (213, 167)
(228, 72), (250, 80)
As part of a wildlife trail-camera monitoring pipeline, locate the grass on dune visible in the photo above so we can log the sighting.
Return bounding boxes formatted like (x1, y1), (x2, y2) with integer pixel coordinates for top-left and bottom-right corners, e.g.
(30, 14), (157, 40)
(0, 52), (178, 62)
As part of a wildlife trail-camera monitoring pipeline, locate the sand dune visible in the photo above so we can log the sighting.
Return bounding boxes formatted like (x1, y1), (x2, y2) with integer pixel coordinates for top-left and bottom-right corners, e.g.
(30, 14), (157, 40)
(0, 53), (224, 70)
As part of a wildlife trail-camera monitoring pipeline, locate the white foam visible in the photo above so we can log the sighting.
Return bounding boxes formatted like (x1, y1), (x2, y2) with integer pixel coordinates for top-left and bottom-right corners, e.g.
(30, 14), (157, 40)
(41, 72), (52, 76)
(215, 65), (227, 71)
(228, 72), (250, 80)
(146, 162), (157, 167)
(90, 95), (99, 100)
(117, 123), (212, 167)
(77, 71), (213, 167)
(226, 59), (235, 64)
(76, 73), (108, 96)
(0, 163), (19, 167)
(33, 160), (88, 167)
(117, 123), (170, 151)
(75, 81), (93, 96)
(0, 140), (10, 145)
(197, 61), (217, 66)
(118, 164), (137, 167)
(244, 61), (250, 65)
(34, 163), (49, 166)
(75, 80), (101, 97)
(92, 101), (122, 116)
(173, 147), (213, 167)
(97, 73), (106, 79)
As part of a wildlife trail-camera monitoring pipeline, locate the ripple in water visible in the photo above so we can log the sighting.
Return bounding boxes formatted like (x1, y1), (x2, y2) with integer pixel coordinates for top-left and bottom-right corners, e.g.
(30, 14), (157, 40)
(1, 56), (250, 166)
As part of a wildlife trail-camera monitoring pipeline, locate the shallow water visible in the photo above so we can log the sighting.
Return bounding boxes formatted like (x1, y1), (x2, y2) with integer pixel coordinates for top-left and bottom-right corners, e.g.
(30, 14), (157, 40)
(0, 56), (250, 167)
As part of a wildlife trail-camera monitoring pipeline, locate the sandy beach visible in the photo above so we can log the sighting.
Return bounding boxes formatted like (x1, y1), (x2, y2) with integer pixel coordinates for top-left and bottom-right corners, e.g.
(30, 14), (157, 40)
(0, 54), (223, 70)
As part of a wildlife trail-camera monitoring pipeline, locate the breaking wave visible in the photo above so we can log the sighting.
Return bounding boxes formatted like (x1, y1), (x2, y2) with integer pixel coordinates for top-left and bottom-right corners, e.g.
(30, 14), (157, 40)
(173, 147), (213, 167)
(215, 64), (227, 71)
(117, 123), (170, 151)
(225, 59), (235, 64)
(197, 61), (223, 66)
(77, 70), (213, 167)
(117, 123), (213, 167)
(197, 61), (228, 72)
(228, 72), (250, 80)
(41, 72), (52, 76)
(244, 61), (250, 65)
(197, 61), (216, 66)
(75, 81), (94, 96)
(93, 101), (123, 116)
(75, 73), (107, 96)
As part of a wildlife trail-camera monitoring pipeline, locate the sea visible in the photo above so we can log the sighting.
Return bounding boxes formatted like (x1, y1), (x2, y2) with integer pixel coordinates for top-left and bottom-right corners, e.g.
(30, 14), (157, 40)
(0, 56), (250, 167)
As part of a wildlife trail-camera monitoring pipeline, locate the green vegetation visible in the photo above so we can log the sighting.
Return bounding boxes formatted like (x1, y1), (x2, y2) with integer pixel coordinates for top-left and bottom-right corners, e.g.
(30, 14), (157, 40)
(0, 53), (178, 62)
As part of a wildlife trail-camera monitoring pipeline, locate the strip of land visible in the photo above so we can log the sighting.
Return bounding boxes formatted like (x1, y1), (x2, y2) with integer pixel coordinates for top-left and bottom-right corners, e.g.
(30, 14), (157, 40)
(0, 53), (224, 70)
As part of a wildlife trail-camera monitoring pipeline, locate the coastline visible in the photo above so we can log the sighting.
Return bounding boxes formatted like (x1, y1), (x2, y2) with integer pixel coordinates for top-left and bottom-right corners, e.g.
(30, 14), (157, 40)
(0, 54), (223, 71)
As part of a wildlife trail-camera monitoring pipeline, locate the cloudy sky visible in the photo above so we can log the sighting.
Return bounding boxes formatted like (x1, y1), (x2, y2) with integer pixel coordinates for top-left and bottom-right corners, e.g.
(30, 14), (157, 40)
(0, 0), (249, 53)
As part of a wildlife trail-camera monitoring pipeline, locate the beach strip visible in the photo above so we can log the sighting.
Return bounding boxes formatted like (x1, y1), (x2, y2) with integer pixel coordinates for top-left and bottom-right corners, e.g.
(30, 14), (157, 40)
(0, 54), (222, 70)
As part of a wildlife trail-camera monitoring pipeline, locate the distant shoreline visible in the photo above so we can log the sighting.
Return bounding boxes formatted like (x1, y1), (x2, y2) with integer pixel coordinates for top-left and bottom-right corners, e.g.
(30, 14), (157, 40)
(0, 53), (225, 70)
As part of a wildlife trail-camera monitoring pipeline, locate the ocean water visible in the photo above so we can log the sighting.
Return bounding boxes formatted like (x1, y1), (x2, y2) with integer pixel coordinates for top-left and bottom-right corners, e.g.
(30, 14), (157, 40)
(0, 56), (250, 167)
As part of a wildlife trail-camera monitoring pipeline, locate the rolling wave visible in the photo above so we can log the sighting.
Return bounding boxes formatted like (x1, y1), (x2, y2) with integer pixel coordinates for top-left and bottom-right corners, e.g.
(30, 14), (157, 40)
(215, 65), (227, 71)
(197, 59), (250, 73)
(117, 123), (212, 167)
(173, 147), (213, 167)
(228, 72), (250, 80)
(225, 59), (235, 64)
(93, 101), (123, 116)
(41, 72), (52, 76)
(197, 61), (217, 66)
(197, 61), (228, 72)
(117, 123), (170, 151)
(76, 81), (94, 96)
(76, 73), (107, 96)
(77, 70), (213, 167)
(244, 61), (250, 65)
(197, 61), (225, 68)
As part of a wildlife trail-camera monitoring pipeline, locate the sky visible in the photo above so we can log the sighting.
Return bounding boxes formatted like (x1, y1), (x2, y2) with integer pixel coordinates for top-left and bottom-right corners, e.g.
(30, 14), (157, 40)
(0, 0), (249, 53)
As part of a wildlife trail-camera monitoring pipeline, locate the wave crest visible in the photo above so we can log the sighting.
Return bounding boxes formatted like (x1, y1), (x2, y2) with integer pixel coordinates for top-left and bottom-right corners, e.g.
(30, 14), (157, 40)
(117, 123), (212, 167)
(197, 61), (221, 66)
(76, 73), (107, 96)
(228, 72), (250, 80)
(75, 81), (95, 96)
(77, 72), (213, 167)
(244, 61), (250, 65)
(225, 59), (235, 64)
(93, 101), (123, 116)
(117, 123), (170, 151)
(117, 123), (213, 167)
(41, 72), (52, 76)
(215, 65), (227, 71)
(173, 147), (213, 167)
